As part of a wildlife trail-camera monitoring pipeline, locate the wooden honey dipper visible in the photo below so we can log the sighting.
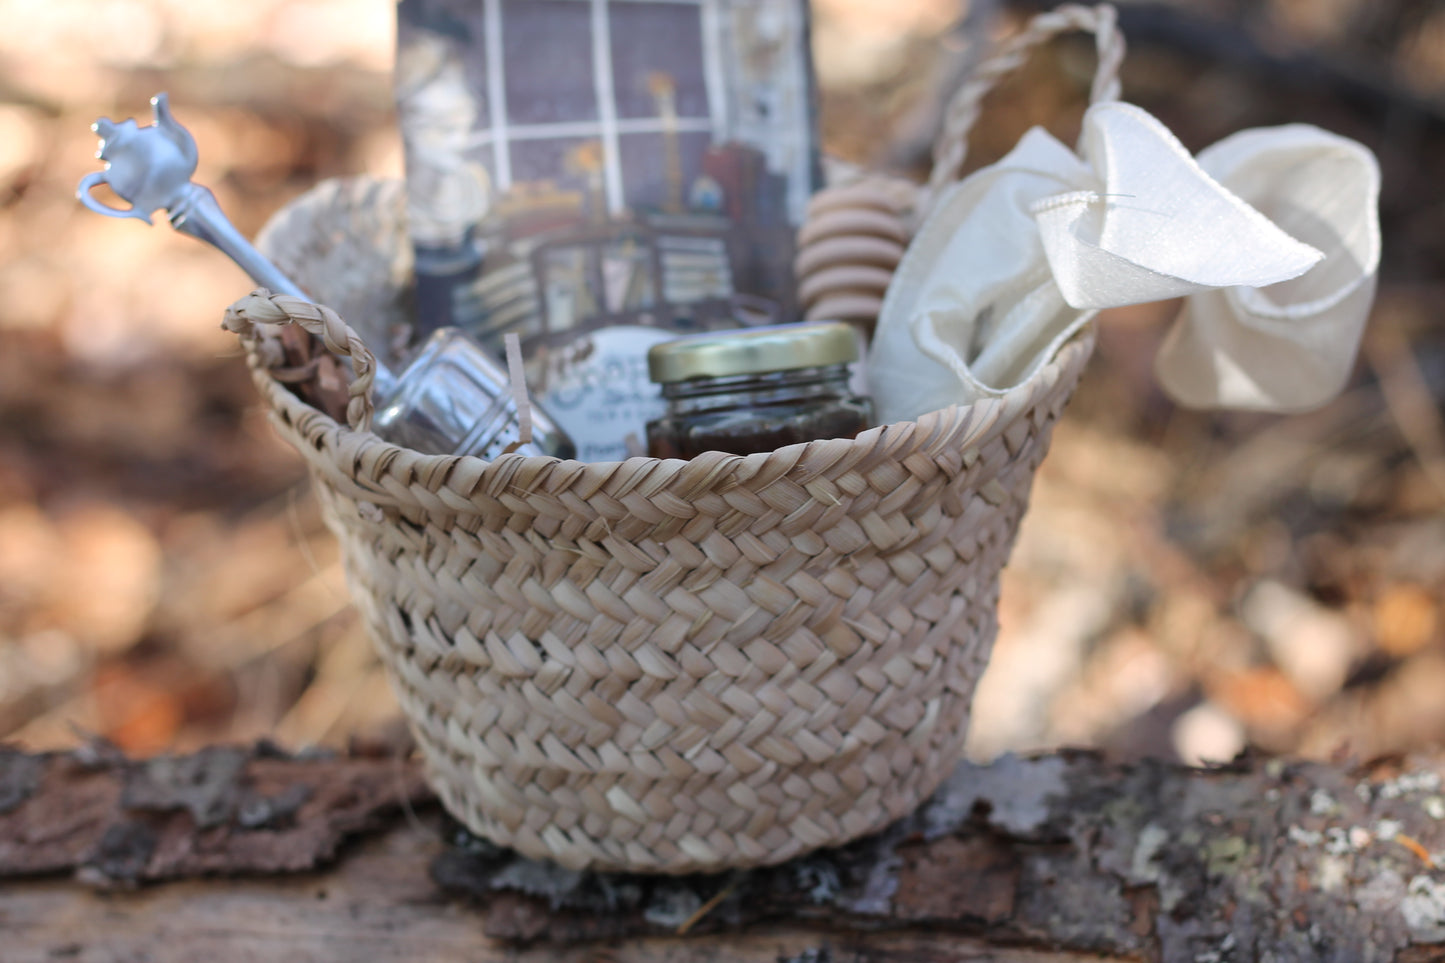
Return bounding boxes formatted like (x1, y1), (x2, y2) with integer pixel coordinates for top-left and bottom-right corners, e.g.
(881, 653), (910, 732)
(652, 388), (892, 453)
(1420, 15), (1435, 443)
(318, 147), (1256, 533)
(794, 177), (915, 340)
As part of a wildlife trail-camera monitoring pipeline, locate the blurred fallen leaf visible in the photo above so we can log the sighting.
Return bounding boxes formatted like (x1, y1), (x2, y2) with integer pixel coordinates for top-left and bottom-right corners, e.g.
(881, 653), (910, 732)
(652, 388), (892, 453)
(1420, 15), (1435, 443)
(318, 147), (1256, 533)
(1374, 583), (1439, 659)
(1207, 665), (1313, 741)
(52, 502), (162, 655)
(91, 662), (185, 755)
(1241, 580), (1360, 702)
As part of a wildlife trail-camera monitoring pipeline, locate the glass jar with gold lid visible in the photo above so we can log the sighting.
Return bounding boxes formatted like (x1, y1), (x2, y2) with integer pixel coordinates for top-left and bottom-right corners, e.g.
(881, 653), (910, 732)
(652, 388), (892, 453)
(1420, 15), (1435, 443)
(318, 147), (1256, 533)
(645, 322), (874, 459)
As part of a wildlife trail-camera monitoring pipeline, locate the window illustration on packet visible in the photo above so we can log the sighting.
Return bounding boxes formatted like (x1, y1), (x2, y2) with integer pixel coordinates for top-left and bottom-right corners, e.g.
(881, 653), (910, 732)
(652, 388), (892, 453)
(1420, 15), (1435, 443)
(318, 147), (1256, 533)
(397, 0), (820, 461)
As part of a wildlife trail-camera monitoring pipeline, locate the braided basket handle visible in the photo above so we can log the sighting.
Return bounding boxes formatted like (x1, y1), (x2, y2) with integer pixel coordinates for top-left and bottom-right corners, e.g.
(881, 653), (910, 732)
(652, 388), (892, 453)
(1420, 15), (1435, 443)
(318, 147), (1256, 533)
(224, 289), (378, 433)
(927, 2), (1126, 203)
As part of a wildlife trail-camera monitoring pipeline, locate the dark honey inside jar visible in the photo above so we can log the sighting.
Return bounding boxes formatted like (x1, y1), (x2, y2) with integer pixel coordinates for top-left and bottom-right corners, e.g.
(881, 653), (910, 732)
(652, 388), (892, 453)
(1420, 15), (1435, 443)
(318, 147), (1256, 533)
(645, 322), (875, 459)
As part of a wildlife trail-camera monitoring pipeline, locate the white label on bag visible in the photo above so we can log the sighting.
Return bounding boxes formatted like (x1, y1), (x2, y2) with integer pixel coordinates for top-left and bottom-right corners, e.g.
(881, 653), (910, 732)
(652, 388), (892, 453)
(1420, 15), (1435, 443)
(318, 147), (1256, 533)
(539, 326), (674, 462)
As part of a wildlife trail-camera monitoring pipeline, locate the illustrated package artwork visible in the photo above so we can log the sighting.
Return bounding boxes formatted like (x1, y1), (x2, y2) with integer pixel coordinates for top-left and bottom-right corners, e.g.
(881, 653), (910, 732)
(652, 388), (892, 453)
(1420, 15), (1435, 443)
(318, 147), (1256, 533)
(396, 0), (820, 461)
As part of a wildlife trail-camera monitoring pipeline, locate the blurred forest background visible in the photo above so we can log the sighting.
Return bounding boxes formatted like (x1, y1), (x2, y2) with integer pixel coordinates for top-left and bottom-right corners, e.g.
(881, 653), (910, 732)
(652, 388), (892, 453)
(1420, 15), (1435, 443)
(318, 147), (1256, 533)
(1, 0), (1442, 767)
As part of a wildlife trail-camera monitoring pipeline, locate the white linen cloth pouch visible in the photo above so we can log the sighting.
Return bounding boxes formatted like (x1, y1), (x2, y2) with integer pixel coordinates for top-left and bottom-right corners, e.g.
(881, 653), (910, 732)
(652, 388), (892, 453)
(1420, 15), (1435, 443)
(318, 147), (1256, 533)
(869, 100), (1381, 424)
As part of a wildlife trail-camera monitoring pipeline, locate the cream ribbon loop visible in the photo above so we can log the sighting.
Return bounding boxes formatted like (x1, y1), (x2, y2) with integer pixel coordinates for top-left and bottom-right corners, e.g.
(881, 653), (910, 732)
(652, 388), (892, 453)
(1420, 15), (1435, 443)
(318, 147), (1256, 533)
(870, 101), (1380, 424)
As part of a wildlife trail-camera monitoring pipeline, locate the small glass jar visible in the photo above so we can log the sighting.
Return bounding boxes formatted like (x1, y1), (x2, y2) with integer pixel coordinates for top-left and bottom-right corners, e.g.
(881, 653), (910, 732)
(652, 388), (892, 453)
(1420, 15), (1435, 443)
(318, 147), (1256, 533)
(372, 328), (576, 460)
(645, 322), (874, 459)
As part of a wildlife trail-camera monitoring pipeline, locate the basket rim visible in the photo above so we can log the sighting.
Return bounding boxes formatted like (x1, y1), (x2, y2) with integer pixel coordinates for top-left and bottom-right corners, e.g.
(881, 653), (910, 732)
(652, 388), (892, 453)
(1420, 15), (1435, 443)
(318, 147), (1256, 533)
(241, 324), (1096, 509)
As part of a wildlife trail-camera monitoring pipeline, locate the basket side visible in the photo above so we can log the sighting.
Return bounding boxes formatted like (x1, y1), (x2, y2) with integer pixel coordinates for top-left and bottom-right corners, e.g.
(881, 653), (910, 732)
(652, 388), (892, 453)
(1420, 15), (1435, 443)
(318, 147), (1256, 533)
(247, 324), (1094, 872)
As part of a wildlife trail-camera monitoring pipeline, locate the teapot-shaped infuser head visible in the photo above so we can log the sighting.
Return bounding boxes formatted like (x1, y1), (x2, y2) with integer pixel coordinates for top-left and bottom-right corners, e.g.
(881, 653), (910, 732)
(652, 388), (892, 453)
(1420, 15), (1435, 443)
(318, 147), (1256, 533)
(79, 93), (199, 224)
(76, 93), (308, 304)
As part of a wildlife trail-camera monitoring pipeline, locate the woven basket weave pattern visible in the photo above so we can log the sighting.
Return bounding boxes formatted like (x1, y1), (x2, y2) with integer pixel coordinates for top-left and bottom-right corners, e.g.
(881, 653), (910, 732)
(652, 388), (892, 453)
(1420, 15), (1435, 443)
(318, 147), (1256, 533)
(239, 274), (1091, 871)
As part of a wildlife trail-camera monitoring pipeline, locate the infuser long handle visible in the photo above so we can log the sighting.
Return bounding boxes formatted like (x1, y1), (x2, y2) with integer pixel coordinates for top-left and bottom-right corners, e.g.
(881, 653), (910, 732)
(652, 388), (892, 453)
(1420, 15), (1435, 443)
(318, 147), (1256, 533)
(168, 183), (308, 301)
(169, 188), (400, 397)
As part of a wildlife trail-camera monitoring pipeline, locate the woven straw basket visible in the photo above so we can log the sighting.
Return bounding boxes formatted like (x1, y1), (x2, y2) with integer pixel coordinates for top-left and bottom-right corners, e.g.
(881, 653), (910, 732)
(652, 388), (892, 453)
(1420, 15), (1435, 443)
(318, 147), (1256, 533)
(226, 6), (1120, 873)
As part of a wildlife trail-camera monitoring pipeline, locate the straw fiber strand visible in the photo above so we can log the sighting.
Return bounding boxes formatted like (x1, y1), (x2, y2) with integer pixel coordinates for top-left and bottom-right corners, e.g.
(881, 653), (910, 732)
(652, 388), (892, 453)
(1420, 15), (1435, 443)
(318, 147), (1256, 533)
(925, 3), (1124, 211)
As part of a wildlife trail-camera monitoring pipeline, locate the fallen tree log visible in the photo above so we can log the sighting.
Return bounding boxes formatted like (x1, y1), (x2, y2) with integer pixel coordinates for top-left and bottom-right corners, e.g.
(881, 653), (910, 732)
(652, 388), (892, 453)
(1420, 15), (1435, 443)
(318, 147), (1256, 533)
(3, 742), (1445, 962)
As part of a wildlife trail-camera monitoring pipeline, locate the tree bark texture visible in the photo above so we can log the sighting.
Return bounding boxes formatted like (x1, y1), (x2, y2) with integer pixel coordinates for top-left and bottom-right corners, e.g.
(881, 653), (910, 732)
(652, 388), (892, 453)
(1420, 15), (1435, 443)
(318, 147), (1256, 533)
(3, 743), (1445, 962)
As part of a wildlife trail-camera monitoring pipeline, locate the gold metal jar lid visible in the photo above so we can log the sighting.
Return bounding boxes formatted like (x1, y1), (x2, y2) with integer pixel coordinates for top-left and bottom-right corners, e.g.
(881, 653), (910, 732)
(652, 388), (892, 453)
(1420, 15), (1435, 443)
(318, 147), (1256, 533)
(647, 322), (858, 384)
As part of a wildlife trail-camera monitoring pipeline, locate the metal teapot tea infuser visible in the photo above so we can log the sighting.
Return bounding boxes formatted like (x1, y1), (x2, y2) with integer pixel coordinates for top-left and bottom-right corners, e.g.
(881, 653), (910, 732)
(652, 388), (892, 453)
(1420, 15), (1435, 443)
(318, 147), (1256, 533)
(77, 93), (575, 461)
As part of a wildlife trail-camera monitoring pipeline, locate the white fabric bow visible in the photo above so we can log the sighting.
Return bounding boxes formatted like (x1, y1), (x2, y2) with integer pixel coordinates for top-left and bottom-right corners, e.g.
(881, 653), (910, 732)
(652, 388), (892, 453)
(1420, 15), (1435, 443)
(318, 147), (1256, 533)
(869, 101), (1381, 423)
